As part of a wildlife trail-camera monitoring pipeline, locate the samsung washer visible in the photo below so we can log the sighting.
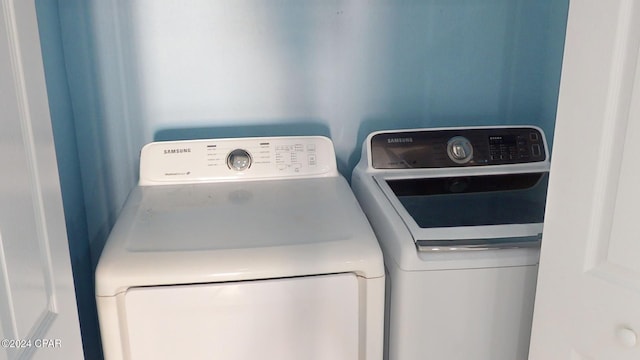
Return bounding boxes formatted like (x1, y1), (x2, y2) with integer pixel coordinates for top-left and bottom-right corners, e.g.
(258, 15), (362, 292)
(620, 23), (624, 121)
(351, 126), (550, 360)
(96, 136), (384, 360)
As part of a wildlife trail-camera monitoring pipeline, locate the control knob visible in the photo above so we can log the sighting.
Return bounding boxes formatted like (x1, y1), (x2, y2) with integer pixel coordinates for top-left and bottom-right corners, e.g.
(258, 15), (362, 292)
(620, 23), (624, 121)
(447, 136), (473, 164)
(227, 149), (252, 171)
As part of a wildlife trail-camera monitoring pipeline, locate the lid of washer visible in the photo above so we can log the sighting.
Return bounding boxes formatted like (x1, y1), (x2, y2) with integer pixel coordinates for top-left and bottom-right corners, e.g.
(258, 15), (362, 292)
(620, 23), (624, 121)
(96, 136), (384, 297)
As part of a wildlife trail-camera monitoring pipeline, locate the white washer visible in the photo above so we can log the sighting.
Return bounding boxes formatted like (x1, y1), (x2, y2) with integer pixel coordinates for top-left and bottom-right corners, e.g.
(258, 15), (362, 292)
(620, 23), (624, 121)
(96, 136), (385, 360)
(351, 126), (550, 360)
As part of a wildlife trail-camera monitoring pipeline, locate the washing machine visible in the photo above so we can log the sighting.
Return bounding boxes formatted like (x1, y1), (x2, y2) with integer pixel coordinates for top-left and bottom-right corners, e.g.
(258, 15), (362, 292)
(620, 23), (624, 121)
(351, 126), (550, 360)
(96, 135), (385, 360)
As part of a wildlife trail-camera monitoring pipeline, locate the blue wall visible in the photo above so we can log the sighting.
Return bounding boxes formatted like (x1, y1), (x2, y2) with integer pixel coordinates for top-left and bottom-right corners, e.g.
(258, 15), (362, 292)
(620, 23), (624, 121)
(35, 1), (568, 358)
(34, 1), (102, 359)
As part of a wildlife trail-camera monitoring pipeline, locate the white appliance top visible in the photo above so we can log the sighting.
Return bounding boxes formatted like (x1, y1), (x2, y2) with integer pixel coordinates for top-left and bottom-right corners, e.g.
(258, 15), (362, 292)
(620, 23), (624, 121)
(96, 136), (384, 297)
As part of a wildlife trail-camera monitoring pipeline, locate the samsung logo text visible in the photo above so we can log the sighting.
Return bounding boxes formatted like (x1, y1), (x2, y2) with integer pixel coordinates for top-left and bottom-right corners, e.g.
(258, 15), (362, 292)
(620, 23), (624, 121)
(163, 148), (192, 154)
(387, 137), (413, 144)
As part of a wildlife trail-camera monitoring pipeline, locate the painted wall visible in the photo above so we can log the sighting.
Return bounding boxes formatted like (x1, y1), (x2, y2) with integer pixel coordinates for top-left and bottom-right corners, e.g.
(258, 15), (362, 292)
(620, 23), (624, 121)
(36, 0), (568, 358)
(34, 1), (102, 358)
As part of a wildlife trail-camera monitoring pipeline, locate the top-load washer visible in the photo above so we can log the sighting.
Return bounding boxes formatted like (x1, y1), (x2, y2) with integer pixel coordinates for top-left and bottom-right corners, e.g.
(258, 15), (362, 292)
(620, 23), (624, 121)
(351, 126), (550, 360)
(96, 136), (385, 360)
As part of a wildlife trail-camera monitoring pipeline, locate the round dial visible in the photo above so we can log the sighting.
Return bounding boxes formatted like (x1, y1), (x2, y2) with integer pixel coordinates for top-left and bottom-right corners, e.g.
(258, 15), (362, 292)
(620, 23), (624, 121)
(227, 149), (252, 171)
(447, 136), (473, 164)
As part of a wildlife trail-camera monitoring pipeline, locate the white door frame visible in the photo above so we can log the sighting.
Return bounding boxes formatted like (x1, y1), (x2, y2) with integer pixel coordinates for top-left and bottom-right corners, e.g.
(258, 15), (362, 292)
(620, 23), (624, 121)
(1, 0), (83, 359)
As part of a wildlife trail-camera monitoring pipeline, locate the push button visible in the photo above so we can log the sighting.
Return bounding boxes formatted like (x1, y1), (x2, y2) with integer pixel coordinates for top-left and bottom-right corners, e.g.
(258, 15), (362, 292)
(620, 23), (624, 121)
(531, 144), (541, 157)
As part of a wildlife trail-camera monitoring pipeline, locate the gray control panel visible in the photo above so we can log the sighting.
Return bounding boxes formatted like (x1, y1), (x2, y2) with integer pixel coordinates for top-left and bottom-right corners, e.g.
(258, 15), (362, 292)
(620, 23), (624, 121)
(370, 127), (546, 169)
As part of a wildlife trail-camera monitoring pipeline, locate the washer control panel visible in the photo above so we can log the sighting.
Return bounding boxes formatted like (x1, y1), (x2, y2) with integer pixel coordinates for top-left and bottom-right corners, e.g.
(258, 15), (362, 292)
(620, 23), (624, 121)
(370, 127), (547, 169)
(139, 136), (337, 185)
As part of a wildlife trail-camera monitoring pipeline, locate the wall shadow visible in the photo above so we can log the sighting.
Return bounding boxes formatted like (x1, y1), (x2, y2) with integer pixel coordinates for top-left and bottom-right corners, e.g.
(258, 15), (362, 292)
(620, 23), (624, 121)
(154, 120), (331, 142)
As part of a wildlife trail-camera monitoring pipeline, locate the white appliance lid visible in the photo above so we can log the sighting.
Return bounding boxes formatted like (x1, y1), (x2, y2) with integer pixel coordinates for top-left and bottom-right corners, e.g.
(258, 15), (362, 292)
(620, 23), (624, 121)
(96, 176), (384, 296)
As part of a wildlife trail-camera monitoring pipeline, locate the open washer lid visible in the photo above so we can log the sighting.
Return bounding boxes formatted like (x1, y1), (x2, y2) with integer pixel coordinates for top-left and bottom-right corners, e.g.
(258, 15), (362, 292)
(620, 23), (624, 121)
(360, 126), (551, 252)
(96, 136), (383, 297)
